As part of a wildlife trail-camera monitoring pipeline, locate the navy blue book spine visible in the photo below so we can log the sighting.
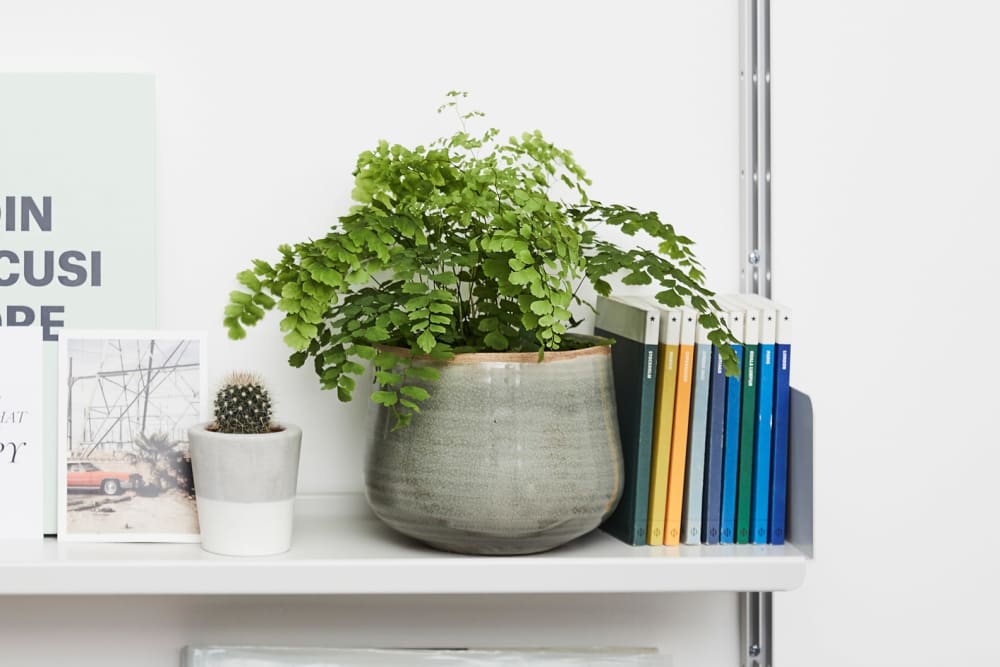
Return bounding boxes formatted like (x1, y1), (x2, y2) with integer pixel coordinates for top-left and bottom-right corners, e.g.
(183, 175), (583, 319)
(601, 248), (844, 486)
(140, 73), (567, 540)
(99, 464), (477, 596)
(702, 344), (727, 544)
(768, 342), (792, 544)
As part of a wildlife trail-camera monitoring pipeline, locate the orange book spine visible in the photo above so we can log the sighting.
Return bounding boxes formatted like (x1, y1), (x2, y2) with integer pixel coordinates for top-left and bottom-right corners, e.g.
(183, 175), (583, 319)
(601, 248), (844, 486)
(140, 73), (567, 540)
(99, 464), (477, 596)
(663, 340), (695, 545)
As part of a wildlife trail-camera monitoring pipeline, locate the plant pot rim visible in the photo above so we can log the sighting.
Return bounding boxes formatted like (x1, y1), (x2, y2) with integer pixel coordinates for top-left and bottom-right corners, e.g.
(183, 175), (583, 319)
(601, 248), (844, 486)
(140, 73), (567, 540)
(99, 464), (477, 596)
(378, 335), (611, 365)
(189, 422), (301, 439)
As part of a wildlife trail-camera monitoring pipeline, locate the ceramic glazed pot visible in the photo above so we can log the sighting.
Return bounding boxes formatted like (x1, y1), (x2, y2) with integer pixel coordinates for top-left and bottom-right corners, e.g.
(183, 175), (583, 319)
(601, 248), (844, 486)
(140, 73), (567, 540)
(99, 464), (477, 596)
(188, 423), (302, 556)
(365, 344), (624, 555)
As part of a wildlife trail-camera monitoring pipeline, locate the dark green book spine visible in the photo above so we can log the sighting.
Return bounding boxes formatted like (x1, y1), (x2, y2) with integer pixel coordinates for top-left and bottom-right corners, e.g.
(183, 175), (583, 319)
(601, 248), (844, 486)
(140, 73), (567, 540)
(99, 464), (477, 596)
(735, 344), (758, 544)
(595, 296), (660, 546)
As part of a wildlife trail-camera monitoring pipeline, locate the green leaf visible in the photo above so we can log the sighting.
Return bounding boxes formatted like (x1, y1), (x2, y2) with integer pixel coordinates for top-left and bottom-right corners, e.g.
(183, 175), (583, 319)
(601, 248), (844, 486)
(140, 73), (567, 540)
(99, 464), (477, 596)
(399, 385), (430, 401)
(593, 279), (612, 296)
(622, 270), (652, 285)
(482, 258), (508, 278)
(416, 330), (436, 354)
(402, 281), (429, 294)
(373, 352), (401, 369)
(375, 371), (403, 386)
(227, 324), (246, 340)
(428, 302), (453, 315)
(655, 290), (684, 307)
(252, 293), (277, 309)
(430, 272), (458, 285)
(477, 317), (499, 332)
(399, 398), (422, 413)
(343, 361), (366, 375)
(351, 344), (377, 360)
(296, 322), (318, 339)
(229, 291), (252, 305)
(530, 300), (553, 315)
(252, 259), (275, 277)
(484, 331), (509, 350)
(283, 330), (309, 350)
(237, 270), (261, 291)
(277, 297), (301, 313)
(406, 366), (441, 381)
(508, 268), (538, 286)
(363, 326), (391, 342)
(404, 295), (431, 311)
(371, 390), (398, 407)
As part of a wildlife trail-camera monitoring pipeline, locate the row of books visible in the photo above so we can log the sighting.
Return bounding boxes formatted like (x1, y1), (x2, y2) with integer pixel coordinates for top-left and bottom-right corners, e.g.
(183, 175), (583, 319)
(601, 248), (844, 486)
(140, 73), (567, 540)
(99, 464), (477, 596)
(596, 293), (792, 547)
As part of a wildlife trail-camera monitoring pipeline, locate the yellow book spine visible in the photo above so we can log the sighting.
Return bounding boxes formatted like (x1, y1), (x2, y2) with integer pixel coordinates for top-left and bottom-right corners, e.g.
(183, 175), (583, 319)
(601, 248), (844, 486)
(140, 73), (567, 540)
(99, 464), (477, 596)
(663, 342), (695, 546)
(646, 343), (679, 545)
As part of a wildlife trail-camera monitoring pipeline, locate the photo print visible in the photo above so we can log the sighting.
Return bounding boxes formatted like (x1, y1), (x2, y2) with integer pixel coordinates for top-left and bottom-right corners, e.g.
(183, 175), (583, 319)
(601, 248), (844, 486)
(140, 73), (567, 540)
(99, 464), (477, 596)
(58, 331), (207, 542)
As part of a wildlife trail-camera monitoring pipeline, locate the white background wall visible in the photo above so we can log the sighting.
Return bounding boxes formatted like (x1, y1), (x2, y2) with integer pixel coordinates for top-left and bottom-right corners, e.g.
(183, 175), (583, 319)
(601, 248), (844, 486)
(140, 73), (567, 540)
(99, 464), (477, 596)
(773, 1), (1000, 664)
(0, 0), (740, 497)
(2, 0), (997, 665)
(0, 1), (745, 665)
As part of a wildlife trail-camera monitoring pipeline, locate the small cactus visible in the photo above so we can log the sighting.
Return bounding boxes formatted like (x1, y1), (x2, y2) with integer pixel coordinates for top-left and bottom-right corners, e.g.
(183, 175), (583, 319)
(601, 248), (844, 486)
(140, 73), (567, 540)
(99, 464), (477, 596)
(213, 372), (273, 434)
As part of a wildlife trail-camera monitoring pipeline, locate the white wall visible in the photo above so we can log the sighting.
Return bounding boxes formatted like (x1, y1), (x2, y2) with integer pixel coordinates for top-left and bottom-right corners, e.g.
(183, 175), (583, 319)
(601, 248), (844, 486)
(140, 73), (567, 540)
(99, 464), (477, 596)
(0, 0), (740, 496)
(0, 2), (747, 665)
(773, 1), (1000, 665)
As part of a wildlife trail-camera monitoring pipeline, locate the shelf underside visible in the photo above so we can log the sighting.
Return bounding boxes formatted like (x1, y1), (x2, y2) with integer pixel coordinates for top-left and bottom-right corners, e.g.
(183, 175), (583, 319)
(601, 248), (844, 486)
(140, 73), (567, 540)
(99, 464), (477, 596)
(0, 494), (807, 595)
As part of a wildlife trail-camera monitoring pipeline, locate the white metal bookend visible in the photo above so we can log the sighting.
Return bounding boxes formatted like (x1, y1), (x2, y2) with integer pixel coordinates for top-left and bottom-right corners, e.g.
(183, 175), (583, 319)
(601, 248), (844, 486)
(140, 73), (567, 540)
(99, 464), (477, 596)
(739, 0), (773, 665)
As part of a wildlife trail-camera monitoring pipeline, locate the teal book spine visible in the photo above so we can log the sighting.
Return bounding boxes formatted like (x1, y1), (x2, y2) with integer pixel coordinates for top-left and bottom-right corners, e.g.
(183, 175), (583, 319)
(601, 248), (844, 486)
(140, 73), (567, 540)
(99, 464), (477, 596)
(595, 296), (660, 546)
(747, 298), (777, 545)
(735, 344), (757, 544)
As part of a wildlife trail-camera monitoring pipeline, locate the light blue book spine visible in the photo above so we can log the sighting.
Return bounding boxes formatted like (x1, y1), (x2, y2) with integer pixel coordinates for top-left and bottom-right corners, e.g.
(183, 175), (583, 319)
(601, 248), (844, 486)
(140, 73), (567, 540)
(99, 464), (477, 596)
(720, 343), (744, 544)
(682, 331), (712, 545)
(751, 340), (776, 545)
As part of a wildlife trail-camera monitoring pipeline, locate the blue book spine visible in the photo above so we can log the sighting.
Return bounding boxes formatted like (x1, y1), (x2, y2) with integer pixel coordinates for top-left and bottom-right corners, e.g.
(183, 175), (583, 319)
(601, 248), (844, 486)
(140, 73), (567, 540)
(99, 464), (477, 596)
(750, 343), (776, 544)
(719, 344), (744, 544)
(768, 342), (792, 545)
(702, 345), (727, 545)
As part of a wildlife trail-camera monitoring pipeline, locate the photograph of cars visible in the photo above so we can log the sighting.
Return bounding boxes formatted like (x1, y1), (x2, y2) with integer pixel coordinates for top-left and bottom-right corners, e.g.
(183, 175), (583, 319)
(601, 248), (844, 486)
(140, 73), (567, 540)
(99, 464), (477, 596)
(66, 461), (142, 496)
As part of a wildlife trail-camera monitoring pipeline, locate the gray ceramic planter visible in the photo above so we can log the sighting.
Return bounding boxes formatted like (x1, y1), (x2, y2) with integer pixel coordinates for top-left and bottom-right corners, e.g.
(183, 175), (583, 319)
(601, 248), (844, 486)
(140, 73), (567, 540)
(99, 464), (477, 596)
(365, 344), (624, 555)
(188, 423), (302, 556)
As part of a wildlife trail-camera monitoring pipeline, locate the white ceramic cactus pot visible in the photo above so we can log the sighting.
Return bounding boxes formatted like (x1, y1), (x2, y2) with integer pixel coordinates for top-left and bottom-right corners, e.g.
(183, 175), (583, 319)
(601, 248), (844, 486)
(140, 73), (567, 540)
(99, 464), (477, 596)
(188, 423), (302, 556)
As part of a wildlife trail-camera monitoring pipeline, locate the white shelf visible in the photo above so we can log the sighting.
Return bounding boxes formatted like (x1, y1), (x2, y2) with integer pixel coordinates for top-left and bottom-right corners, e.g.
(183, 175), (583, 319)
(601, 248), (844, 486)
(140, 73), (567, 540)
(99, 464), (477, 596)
(0, 493), (807, 596)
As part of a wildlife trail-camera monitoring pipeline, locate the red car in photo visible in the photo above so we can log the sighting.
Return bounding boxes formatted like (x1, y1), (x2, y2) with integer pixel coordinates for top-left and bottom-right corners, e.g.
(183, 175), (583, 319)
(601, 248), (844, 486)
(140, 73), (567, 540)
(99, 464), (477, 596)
(66, 461), (142, 496)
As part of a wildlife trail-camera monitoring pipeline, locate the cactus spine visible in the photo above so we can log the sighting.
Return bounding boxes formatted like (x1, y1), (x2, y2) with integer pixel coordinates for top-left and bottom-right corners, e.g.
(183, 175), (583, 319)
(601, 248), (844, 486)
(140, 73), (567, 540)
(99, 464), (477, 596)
(213, 372), (273, 434)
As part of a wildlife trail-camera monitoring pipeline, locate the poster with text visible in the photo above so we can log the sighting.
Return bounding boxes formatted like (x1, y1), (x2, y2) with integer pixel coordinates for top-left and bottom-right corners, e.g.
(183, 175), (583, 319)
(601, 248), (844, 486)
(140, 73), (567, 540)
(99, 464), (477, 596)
(0, 329), (43, 539)
(0, 74), (156, 533)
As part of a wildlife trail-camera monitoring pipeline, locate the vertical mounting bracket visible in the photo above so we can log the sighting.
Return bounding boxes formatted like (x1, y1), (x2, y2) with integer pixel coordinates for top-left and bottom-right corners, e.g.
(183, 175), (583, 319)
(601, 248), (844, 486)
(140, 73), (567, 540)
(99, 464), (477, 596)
(740, 0), (772, 298)
(740, 0), (773, 664)
(740, 591), (773, 667)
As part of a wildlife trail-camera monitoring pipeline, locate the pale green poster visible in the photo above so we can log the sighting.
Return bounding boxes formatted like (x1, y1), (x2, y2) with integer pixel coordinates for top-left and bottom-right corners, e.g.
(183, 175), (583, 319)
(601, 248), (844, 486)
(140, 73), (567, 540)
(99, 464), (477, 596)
(0, 74), (156, 533)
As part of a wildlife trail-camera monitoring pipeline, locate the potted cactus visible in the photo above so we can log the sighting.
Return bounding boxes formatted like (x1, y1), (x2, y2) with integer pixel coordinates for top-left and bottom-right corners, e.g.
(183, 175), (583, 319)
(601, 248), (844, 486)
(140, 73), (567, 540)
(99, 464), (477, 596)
(188, 372), (302, 556)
